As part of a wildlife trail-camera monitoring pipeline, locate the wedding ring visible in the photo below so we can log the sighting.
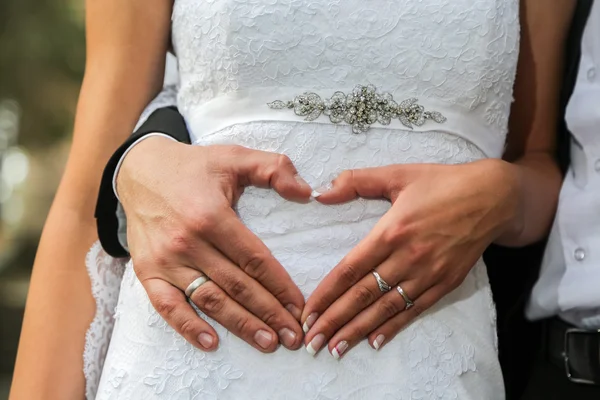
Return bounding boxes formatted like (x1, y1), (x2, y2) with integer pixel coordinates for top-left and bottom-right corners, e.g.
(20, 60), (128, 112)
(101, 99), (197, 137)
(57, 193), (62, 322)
(372, 270), (392, 293)
(185, 275), (210, 298)
(396, 285), (414, 310)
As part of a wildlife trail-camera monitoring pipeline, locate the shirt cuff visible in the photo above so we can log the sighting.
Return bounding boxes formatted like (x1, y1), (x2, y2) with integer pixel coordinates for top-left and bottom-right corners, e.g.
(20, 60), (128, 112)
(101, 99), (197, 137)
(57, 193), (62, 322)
(112, 132), (178, 201)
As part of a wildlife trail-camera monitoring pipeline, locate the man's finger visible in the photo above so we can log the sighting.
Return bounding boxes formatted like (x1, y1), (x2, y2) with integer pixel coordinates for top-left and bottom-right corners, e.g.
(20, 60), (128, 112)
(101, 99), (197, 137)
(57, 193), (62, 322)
(143, 277), (219, 351)
(184, 241), (304, 350)
(188, 279), (282, 353)
(301, 218), (393, 334)
(208, 210), (305, 321)
(224, 146), (312, 202)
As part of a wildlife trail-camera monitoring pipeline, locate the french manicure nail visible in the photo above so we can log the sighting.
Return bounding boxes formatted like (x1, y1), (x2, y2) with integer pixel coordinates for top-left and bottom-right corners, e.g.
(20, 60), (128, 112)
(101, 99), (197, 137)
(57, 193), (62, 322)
(254, 330), (274, 349)
(332, 340), (348, 360)
(306, 333), (325, 356)
(285, 304), (302, 321)
(278, 328), (297, 348)
(302, 313), (319, 333)
(198, 333), (214, 349)
(311, 183), (333, 198)
(373, 334), (385, 350)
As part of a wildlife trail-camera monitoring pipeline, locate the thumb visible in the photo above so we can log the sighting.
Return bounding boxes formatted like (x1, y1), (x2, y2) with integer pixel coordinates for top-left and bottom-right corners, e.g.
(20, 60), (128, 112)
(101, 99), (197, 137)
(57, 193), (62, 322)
(227, 146), (313, 202)
(314, 167), (408, 204)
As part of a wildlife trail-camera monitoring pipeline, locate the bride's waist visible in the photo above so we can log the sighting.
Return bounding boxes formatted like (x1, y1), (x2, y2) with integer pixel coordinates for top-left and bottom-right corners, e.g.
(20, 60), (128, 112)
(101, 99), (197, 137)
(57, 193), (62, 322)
(238, 191), (388, 240)
(183, 86), (502, 158)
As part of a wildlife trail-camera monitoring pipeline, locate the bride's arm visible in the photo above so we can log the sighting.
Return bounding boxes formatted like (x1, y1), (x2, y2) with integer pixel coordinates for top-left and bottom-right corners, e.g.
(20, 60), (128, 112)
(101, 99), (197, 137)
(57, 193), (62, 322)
(493, 0), (575, 246)
(10, 1), (173, 398)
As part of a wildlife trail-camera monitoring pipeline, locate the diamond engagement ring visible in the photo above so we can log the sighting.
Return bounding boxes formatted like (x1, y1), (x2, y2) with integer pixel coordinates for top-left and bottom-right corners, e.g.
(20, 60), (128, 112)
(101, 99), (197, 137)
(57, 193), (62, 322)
(185, 275), (210, 298)
(372, 271), (392, 293)
(396, 285), (415, 310)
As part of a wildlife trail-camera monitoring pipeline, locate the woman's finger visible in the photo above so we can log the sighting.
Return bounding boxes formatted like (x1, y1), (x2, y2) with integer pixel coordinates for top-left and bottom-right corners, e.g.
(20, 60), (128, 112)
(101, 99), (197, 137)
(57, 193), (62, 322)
(366, 285), (445, 350)
(302, 216), (396, 333)
(314, 166), (408, 205)
(143, 277), (219, 351)
(325, 279), (424, 358)
(302, 265), (393, 351)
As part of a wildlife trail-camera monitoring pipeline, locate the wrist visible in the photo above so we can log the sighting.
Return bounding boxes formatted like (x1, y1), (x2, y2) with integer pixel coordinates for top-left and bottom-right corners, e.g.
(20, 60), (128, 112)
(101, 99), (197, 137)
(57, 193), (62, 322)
(114, 134), (180, 200)
(482, 158), (524, 244)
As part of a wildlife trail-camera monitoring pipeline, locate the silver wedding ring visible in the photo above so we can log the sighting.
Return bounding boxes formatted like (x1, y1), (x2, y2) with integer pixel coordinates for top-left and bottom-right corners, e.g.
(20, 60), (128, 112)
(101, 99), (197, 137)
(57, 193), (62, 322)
(396, 284), (414, 310)
(372, 270), (392, 293)
(185, 275), (210, 298)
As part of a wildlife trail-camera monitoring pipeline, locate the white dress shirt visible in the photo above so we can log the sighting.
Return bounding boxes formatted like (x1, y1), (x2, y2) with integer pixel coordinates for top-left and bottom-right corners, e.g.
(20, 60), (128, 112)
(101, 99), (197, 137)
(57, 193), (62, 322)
(527, 1), (600, 330)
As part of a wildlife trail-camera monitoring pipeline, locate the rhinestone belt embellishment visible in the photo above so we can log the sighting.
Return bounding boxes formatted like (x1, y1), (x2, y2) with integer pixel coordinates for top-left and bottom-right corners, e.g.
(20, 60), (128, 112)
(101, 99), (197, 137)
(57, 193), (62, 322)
(267, 84), (446, 134)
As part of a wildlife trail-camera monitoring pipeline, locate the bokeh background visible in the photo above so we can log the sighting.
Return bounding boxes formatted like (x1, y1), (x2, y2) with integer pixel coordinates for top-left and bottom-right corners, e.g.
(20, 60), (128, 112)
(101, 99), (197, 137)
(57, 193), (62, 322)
(0, 1), (86, 397)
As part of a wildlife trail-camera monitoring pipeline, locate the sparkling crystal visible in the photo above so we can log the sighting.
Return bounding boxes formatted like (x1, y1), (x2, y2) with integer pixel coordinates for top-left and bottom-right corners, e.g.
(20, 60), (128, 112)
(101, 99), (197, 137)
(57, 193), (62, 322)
(268, 85), (446, 134)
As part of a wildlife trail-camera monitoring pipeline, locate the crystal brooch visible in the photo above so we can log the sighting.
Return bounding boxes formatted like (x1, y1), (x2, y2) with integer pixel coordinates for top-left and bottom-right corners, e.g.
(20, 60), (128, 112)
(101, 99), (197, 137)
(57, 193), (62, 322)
(267, 84), (446, 134)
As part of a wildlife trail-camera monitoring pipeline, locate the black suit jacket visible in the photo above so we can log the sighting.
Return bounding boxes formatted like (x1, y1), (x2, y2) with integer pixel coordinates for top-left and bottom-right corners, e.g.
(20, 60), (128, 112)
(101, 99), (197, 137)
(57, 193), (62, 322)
(95, 1), (594, 397)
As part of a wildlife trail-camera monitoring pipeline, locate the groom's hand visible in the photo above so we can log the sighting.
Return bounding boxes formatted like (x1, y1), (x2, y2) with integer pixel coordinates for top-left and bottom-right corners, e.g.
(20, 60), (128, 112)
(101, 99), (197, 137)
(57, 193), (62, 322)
(118, 137), (311, 352)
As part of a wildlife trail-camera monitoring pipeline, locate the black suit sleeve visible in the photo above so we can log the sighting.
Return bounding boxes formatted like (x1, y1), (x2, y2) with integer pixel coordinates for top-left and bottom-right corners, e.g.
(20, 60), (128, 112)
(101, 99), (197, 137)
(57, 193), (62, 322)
(95, 106), (191, 258)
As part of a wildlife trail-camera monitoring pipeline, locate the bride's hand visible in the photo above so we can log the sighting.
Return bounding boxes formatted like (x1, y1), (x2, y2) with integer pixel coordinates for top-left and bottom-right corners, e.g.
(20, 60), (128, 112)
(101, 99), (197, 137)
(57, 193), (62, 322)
(301, 160), (519, 357)
(118, 137), (311, 353)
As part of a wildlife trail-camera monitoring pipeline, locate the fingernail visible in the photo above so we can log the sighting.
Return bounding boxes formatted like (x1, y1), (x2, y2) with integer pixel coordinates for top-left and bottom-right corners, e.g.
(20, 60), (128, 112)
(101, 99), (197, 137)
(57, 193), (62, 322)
(285, 304), (302, 321)
(254, 330), (274, 349)
(278, 328), (297, 348)
(373, 334), (385, 350)
(294, 174), (311, 189)
(311, 183), (333, 198)
(306, 333), (325, 356)
(332, 340), (348, 360)
(302, 312), (318, 333)
(198, 333), (214, 349)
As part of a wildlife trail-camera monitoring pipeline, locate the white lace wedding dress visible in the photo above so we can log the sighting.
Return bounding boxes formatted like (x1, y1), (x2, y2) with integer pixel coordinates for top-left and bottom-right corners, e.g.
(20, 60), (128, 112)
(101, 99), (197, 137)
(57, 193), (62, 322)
(85, 0), (519, 398)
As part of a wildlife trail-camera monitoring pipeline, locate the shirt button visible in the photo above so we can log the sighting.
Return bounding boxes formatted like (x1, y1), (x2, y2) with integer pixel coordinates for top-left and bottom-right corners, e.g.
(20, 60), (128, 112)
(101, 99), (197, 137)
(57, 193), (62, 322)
(574, 248), (586, 262)
(587, 67), (597, 82)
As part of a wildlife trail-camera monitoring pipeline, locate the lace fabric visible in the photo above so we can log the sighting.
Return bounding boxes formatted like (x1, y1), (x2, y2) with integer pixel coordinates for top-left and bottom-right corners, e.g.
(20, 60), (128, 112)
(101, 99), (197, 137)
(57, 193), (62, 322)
(83, 242), (127, 400)
(86, 0), (518, 398)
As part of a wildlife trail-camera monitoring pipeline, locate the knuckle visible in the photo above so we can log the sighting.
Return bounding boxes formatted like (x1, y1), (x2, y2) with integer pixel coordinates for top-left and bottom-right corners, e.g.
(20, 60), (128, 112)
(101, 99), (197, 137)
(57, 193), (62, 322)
(319, 316), (343, 334)
(338, 262), (362, 284)
(153, 297), (177, 319)
(227, 277), (249, 300)
(378, 298), (400, 319)
(233, 315), (252, 335)
(405, 242), (429, 264)
(179, 318), (198, 337)
(352, 284), (377, 305)
(260, 309), (281, 328)
(132, 257), (152, 281)
(446, 273), (464, 291)
(226, 144), (246, 158)
(165, 231), (194, 257)
(381, 224), (407, 247)
(275, 154), (294, 170)
(347, 324), (369, 340)
(338, 169), (354, 182)
(195, 288), (226, 315)
(188, 211), (220, 236)
(412, 304), (426, 317)
(242, 251), (270, 277)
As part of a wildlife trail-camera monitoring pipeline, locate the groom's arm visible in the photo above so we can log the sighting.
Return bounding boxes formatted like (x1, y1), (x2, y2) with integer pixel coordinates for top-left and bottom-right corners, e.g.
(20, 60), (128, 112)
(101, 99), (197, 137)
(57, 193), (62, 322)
(96, 86), (192, 257)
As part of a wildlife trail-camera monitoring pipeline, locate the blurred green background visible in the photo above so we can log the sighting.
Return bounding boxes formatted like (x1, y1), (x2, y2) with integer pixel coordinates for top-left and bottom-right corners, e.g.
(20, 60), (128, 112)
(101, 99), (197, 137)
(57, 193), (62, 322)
(0, 1), (85, 397)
